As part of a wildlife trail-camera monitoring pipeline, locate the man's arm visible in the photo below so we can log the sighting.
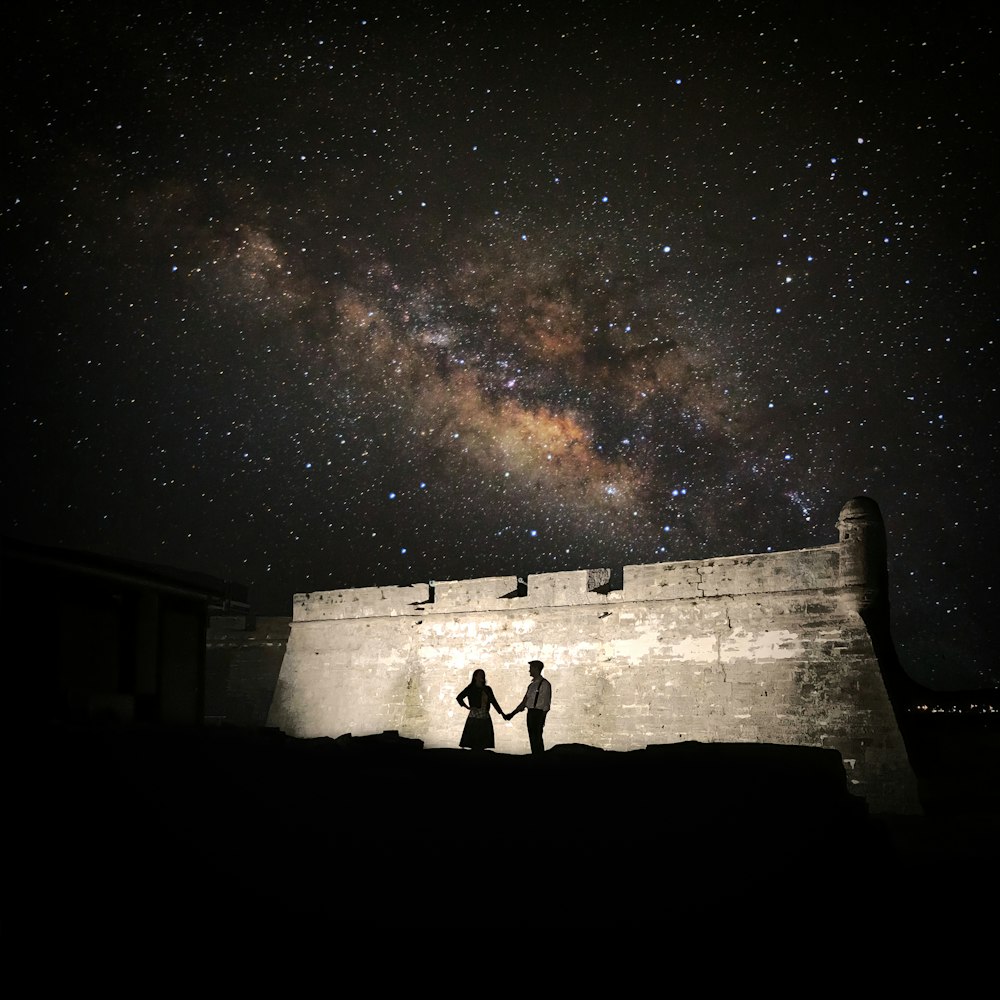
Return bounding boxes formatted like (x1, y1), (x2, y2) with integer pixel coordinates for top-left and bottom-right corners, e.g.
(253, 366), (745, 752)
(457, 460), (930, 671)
(507, 692), (528, 719)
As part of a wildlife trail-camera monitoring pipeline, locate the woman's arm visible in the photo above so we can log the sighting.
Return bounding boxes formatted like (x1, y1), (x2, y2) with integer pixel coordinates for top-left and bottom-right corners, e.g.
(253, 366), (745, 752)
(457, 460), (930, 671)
(456, 684), (471, 708)
(487, 687), (505, 716)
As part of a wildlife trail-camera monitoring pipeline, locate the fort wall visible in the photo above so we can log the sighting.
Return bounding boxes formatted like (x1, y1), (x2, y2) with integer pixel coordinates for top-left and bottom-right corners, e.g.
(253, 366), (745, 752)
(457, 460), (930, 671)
(268, 497), (919, 811)
(205, 616), (291, 727)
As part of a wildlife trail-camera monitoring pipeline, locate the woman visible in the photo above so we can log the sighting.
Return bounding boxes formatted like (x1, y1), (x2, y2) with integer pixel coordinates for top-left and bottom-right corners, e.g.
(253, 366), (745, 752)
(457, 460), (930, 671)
(456, 668), (507, 750)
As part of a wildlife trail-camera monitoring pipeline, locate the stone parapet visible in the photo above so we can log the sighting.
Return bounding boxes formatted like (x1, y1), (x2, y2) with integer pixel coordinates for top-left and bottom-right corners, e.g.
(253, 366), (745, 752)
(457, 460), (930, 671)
(624, 546), (839, 602)
(432, 575), (520, 611)
(293, 583), (431, 622)
(292, 547), (841, 623)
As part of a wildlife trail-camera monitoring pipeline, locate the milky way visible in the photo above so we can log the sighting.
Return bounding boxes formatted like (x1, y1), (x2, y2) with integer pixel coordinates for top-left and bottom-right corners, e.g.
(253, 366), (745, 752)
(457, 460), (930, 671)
(4, 2), (997, 687)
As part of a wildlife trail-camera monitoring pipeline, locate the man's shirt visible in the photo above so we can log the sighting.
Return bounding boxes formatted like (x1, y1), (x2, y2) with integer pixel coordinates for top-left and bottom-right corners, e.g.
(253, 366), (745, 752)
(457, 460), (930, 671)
(524, 677), (552, 712)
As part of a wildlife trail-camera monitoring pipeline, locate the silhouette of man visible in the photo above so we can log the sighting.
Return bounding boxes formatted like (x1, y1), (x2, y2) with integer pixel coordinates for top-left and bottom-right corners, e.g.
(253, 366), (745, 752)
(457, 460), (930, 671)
(506, 659), (551, 754)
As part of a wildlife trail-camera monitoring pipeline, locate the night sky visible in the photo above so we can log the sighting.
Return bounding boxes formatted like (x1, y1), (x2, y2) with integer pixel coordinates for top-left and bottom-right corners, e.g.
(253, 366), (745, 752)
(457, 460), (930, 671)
(4, 2), (996, 689)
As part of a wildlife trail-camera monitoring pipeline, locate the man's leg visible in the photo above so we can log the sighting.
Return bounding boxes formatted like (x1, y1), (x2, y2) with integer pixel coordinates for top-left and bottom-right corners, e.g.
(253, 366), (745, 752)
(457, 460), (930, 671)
(527, 708), (546, 754)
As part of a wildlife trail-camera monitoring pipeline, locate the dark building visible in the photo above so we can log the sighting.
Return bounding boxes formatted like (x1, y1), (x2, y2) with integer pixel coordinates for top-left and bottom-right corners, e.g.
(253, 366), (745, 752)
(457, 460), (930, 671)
(3, 536), (240, 726)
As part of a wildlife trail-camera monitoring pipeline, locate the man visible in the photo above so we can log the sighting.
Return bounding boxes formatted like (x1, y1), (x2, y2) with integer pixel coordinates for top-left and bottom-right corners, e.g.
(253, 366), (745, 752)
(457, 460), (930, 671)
(506, 659), (552, 755)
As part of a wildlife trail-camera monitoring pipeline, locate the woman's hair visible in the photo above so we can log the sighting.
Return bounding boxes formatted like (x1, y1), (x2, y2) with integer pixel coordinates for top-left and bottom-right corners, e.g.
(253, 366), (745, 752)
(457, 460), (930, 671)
(471, 668), (486, 685)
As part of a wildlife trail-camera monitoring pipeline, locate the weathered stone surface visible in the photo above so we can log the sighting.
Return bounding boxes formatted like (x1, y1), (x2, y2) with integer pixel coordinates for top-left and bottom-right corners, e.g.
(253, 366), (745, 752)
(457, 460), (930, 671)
(205, 615), (291, 727)
(294, 583), (431, 621)
(268, 497), (918, 812)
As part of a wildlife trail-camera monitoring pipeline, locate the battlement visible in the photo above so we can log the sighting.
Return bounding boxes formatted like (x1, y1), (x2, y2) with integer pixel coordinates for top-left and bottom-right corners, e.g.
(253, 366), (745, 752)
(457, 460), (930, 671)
(293, 545), (843, 622)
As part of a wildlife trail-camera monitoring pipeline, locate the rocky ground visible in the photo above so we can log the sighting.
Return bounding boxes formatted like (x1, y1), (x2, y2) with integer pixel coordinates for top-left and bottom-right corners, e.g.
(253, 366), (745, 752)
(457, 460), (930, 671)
(24, 717), (998, 932)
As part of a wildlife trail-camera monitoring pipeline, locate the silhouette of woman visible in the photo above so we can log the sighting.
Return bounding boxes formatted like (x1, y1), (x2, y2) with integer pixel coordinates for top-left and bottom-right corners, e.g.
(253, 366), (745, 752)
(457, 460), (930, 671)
(456, 668), (507, 751)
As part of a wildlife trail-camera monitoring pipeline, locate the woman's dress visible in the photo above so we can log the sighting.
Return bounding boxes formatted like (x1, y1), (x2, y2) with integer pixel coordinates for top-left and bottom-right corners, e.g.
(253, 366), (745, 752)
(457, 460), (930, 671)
(458, 684), (501, 750)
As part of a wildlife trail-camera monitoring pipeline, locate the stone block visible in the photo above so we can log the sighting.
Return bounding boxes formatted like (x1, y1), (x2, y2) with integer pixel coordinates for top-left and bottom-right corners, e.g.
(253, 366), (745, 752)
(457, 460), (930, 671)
(432, 576), (520, 611)
(294, 584), (430, 622)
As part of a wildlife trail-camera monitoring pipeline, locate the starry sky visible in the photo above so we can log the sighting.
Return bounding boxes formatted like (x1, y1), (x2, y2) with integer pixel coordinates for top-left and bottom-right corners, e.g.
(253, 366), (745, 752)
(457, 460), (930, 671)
(4, 2), (997, 689)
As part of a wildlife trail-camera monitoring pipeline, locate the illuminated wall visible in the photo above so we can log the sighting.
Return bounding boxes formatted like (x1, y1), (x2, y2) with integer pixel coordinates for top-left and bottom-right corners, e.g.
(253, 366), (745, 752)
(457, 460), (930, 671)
(268, 497), (918, 811)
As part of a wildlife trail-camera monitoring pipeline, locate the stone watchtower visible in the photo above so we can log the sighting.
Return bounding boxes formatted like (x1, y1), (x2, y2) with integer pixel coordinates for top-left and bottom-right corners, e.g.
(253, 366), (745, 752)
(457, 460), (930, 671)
(837, 495), (915, 716)
(838, 496), (889, 612)
(269, 496), (920, 812)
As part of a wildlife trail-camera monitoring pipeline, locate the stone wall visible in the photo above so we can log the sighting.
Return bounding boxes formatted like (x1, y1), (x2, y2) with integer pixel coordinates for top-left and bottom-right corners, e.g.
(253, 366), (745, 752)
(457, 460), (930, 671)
(205, 616), (291, 727)
(268, 497), (918, 811)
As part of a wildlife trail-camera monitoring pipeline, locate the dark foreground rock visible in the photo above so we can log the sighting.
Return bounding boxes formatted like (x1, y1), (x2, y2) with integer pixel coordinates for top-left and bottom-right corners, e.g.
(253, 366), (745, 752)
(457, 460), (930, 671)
(22, 724), (998, 930)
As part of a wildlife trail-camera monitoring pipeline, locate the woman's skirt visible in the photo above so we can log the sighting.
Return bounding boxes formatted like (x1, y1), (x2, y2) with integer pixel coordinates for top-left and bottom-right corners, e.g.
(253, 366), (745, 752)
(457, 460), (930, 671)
(459, 710), (495, 750)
